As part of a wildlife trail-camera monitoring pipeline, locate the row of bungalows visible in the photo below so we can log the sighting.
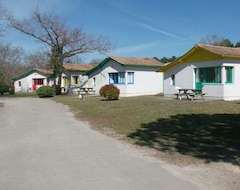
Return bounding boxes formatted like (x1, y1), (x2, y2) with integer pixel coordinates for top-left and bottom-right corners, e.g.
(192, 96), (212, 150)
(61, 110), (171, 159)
(12, 44), (240, 100)
(12, 64), (97, 93)
(12, 56), (164, 97)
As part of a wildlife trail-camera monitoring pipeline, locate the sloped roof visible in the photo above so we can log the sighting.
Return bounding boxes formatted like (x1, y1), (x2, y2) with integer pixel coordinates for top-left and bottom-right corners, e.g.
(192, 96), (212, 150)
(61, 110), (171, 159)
(12, 69), (50, 81)
(86, 55), (163, 75)
(197, 44), (240, 57)
(36, 68), (53, 74)
(108, 55), (164, 66)
(63, 63), (97, 71)
(158, 44), (240, 72)
(12, 64), (95, 81)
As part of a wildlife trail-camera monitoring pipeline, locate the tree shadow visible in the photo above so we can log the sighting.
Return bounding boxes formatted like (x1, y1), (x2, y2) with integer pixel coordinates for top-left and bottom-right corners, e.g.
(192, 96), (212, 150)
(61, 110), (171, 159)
(128, 114), (240, 165)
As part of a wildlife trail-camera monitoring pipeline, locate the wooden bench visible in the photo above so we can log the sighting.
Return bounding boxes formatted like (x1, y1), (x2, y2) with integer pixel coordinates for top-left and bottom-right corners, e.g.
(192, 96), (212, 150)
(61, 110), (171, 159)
(188, 93), (206, 100)
(175, 92), (206, 100)
(86, 89), (96, 95)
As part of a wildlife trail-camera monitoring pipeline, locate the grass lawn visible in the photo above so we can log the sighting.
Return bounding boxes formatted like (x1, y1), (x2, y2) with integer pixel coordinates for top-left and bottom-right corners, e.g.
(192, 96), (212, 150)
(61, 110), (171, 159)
(0, 92), (38, 98)
(53, 94), (240, 165)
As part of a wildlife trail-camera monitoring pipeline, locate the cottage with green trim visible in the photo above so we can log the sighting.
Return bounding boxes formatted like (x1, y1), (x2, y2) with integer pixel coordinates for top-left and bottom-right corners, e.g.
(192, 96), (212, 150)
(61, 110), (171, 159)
(157, 44), (240, 100)
(12, 68), (53, 92)
(85, 56), (164, 97)
(12, 64), (96, 93)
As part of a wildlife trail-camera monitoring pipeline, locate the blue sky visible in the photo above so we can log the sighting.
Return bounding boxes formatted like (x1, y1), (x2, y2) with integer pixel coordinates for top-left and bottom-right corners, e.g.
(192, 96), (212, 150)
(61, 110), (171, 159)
(2, 0), (240, 63)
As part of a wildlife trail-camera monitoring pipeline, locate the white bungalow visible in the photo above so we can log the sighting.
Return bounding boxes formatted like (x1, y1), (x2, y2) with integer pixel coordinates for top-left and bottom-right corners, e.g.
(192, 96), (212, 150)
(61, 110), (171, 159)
(12, 69), (53, 92)
(84, 56), (164, 97)
(157, 44), (240, 100)
(61, 63), (96, 92)
(12, 64), (96, 93)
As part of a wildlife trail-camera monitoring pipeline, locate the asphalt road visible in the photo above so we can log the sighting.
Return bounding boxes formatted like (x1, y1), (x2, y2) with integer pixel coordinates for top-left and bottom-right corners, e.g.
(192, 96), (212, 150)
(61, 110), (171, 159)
(0, 98), (199, 190)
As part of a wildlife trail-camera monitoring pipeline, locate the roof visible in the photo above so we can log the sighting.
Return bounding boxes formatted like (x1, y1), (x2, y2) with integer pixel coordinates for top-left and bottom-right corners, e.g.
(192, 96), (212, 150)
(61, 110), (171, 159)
(12, 69), (50, 81)
(197, 44), (240, 57)
(63, 63), (97, 71)
(86, 55), (164, 75)
(12, 64), (95, 81)
(108, 55), (164, 66)
(157, 44), (240, 72)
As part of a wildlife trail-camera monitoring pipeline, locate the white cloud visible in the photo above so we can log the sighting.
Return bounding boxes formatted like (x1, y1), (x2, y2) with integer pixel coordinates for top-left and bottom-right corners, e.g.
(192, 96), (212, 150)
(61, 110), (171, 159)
(136, 22), (184, 40)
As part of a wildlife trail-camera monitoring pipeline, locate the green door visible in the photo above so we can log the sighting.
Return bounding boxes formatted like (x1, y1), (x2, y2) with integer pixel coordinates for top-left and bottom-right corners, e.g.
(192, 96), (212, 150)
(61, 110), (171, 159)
(195, 69), (203, 94)
(195, 82), (202, 89)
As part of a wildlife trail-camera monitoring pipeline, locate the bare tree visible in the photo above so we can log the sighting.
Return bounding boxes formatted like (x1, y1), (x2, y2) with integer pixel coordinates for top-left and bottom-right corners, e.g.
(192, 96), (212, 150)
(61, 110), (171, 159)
(199, 35), (234, 47)
(9, 8), (115, 92)
(0, 1), (8, 36)
(24, 50), (49, 68)
(0, 44), (25, 85)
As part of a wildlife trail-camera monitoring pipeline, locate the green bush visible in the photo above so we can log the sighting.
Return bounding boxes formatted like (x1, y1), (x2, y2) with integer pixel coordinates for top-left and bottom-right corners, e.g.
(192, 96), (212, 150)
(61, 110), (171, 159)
(0, 84), (14, 95)
(99, 84), (120, 100)
(37, 86), (53, 98)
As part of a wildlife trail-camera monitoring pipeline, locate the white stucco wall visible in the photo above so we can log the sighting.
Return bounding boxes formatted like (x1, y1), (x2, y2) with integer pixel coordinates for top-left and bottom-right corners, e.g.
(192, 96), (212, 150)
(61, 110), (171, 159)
(14, 72), (48, 93)
(163, 59), (240, 100)
(88, 60), (163, 97)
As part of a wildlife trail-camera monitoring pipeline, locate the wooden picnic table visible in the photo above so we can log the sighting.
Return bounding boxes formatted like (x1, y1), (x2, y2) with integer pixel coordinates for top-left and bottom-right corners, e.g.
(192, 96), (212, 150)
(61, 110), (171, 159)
(175, 88), (206, 100)
(77, 87), (95, 95)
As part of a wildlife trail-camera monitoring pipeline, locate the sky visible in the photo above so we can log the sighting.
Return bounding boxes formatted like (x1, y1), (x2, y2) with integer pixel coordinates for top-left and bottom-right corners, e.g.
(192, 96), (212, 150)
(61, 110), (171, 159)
(1, 0), (240, 63)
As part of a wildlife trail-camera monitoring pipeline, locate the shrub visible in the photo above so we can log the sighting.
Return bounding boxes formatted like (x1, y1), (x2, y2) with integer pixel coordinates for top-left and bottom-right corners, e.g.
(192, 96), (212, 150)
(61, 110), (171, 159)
(0, 84), (14, 95)
(99, 84), (120, 100)
(37, 86), (53, 98)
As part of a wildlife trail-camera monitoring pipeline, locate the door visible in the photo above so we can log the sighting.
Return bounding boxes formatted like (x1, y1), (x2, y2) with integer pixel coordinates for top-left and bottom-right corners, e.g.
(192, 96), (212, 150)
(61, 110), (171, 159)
(195, 69), (203, 94)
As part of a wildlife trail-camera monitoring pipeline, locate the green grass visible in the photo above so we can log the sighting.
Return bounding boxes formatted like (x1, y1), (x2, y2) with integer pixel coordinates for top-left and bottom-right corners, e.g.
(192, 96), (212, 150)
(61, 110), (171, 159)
(0, 92), (38, 98)
(53, 94), (240, 165)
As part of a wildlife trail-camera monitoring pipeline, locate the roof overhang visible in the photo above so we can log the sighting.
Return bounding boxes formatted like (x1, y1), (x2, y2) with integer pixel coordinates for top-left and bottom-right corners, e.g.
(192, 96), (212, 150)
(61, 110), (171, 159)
(157, 44), (240, 72)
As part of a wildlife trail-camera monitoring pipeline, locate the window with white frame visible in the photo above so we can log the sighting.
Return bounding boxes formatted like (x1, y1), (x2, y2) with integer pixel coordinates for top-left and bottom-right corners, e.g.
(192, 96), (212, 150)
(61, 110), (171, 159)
(109, 72), (125, 84)
(127, 72), (134, 84)
(225, 66), (233, 83)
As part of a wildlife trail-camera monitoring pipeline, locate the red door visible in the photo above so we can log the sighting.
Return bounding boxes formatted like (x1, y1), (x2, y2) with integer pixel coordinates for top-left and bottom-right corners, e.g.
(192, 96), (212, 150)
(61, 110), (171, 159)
(32, 84), (37, 91)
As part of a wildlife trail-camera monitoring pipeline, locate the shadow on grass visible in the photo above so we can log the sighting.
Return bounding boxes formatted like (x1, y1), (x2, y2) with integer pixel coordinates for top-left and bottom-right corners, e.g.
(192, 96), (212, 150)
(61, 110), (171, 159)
(128, 114), (240, 165)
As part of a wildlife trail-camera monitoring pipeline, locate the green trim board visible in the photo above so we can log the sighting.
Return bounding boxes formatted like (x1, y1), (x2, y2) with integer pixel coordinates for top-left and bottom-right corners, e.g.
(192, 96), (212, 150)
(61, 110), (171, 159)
(85, 57), (162, 76)
(12, 69), (50, 81)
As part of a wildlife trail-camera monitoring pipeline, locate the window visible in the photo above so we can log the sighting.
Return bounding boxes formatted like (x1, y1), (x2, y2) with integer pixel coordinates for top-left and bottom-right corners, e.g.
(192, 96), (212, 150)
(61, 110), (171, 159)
(225, 67), (233, 83)
(196, 67), (221, 83)
(127, 72), (134, 84)
(72, 76), (79, 85)
(33, 78), (44, 85)
(109, 72), (125, 84)
(18, 81), (21, 87)
(171, 75), (175, 86)
(119, 72), (125, 83)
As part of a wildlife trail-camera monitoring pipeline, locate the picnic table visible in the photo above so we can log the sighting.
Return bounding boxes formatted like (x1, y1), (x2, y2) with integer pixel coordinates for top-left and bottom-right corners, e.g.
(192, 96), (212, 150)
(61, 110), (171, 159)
(175, 88), (206, 100)
(77, 87), (95, 95)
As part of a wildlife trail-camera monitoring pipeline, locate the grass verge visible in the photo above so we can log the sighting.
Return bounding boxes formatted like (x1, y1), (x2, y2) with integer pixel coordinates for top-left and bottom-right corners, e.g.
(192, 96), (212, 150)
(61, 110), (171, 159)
(55, 94), (240, 165)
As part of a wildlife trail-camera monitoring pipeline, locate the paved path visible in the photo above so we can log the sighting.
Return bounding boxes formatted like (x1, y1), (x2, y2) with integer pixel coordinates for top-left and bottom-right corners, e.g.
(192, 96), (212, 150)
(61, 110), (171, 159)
(0, 98), (199, 190)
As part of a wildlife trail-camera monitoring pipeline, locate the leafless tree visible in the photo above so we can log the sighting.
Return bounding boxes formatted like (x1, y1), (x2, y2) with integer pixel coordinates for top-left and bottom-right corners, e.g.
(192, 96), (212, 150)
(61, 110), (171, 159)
(24, 50), (49, 68)
(0, 1), (7, 36)
(9, 8), (115, 90)
(199, 35), (234, 47)
(0, 44), (26, 85)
